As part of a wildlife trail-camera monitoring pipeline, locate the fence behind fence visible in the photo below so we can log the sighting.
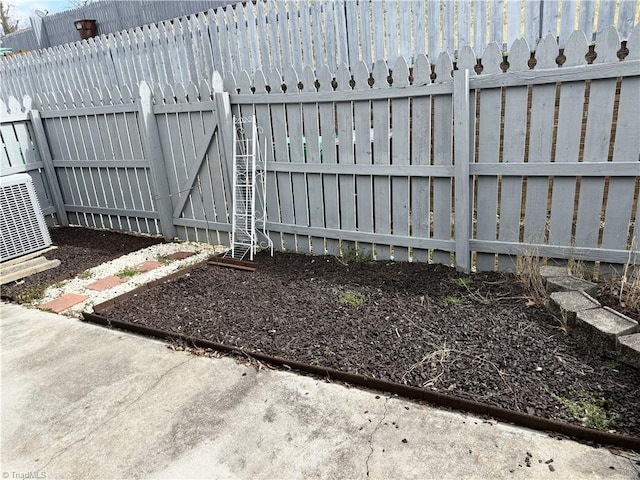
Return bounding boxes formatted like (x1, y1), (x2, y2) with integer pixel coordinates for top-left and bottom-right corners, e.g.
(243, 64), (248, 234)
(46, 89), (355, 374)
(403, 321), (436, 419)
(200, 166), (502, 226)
(1, 26), (638, 272)
(1, 0), (639, 103)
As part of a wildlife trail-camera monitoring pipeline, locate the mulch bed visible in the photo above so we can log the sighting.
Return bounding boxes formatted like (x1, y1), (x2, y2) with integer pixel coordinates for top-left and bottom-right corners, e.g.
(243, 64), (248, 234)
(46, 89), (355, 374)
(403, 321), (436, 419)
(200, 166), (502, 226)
(596, 281), (639, 323)
(1, 227), (162, 303)
(103, 251), (640, 438)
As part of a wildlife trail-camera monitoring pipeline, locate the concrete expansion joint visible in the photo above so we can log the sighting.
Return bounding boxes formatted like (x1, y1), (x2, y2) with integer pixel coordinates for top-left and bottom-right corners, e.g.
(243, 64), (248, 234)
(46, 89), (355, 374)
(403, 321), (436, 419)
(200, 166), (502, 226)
(365, 396), (389, 478)
(36, 357), (193, 473)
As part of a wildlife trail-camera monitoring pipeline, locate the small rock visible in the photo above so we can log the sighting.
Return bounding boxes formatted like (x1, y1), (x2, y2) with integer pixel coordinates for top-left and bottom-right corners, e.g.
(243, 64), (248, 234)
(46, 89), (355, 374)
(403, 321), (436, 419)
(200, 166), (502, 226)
(375, 395), (380, 399)
(402, 438), (408, 444)
(549, 465), (555, 472)
(404, 406), (409, 410)
(609, 466), (615, 470)
(545, 459), (553, 464)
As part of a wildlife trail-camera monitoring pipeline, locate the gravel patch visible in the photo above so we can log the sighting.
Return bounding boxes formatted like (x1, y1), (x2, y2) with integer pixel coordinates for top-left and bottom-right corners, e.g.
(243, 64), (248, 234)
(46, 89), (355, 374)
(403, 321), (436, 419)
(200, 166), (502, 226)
(37, 241), (226, 317)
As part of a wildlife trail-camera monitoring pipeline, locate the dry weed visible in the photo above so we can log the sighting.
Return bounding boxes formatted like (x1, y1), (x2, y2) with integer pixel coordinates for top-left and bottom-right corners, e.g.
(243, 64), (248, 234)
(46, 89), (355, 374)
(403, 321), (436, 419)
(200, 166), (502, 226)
(519, 250), (546, 306)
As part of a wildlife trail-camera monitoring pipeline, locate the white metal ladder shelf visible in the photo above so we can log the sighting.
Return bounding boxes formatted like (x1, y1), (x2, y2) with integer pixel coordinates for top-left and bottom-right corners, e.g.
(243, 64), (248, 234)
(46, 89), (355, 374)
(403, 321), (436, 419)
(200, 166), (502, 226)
(224, 115), (272, 261)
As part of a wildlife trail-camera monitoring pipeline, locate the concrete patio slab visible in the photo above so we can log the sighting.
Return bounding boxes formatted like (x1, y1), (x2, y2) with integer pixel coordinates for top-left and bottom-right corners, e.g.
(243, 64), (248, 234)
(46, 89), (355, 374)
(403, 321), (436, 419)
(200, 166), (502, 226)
(1, 302), (638, 480)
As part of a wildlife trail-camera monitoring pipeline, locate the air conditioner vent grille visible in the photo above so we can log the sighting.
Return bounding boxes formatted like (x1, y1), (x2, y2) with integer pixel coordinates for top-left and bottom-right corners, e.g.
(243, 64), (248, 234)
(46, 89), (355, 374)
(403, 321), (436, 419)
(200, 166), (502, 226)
(1, 174), (52, 263)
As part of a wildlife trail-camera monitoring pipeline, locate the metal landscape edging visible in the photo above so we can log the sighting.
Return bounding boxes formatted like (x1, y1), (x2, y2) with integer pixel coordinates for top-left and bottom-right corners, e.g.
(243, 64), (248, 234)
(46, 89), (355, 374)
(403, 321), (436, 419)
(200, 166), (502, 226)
(82, 265), (640, 453)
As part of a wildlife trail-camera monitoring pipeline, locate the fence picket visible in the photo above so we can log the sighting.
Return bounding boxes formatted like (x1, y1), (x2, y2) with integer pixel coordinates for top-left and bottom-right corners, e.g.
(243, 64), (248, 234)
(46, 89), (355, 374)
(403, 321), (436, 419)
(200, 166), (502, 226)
(442, 0), (455, 54)
(358, 0), (372, 66)
(541, 0), (560, 39)
(268, 69), (296, 251)
(547, 30), (588, 256)
(497, 37), (529, 271)
(578, 0), (595, 41)
(559, 0), (577, 46)
(195, 79), (221, 243)
(386, 0), (398, 66)
(335, 0), (349, 66)
(432, 52), (454, 266)
(299, 1), (313, 69)
(252, 70), (279, 249)
(245, 3), (262, 73)
(236, 4), (251, 74)
(284, 66), (309, 253)
(458, 0), (471, 49)
(352, 60), (374, 258)
(371, 60), (391, 260)
(317, 65), (340, 256)
(409, 54), (431, 262)
(490, 0), (505, 47)
(330, 63), (354, 254)
(372, 1), (385, 63)
(413, 1), (426, 58)
(300, 66), (324, 254)
(523, 35), (557, 248)
(216, 8), (233, 74)
(574, 27), (620, 271)
(310, 1), (324, 70)
(475, 1), (489, 52)
(618, 1), (638, 38)
(390, 57), (410, 261)
(474, 43), (502, 271)
(345, 0), (359, 66)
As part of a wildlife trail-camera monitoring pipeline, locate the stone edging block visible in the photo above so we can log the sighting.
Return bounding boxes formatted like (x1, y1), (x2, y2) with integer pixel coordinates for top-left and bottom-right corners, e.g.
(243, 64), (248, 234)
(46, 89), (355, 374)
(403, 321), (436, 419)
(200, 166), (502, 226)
(541, 265), (639, 370)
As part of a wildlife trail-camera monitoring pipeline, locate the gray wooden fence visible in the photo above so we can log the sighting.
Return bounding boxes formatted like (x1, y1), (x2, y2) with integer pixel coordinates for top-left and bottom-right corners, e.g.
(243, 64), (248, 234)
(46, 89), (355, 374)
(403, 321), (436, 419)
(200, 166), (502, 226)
(2, 0), (639, 103)
(0, 0), (235, 50)
(1, 26), (638, 271)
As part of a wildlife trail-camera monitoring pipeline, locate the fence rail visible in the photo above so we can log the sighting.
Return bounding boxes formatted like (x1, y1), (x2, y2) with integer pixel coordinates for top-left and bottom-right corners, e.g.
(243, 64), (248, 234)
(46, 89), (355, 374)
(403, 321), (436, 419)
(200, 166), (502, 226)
(1, 26), (638, 272)
(1, 0), (639, 103)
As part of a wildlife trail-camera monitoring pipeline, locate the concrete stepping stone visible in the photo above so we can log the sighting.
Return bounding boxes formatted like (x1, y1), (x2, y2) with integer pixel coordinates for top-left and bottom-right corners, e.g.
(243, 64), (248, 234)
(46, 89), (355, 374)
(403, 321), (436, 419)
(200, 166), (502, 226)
(618, 334), (640, 369)
(549, 291), (600, 326)
(574, 307), (639, 351)
(539, 265), (571, 279)
(545, 276), (598, 296)
(134, 261), (163, 273)
(86, 276), (122, 292)
(40, 293), (88, 313)
(166, 251), (195, 260)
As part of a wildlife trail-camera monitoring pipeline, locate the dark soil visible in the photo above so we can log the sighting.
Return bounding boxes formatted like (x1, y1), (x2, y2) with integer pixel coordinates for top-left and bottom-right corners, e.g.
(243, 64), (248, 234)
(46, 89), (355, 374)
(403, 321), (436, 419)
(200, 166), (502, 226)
(105, 251), (640, 437)
(1, 227), (162, 303)
(596, 280), (640, 323)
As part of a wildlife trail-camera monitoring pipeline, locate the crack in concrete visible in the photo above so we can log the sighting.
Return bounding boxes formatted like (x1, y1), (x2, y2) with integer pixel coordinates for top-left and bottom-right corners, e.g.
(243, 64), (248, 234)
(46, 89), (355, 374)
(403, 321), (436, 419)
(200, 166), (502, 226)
(366, 396), (389, 478)
(37, 357), (193, 473)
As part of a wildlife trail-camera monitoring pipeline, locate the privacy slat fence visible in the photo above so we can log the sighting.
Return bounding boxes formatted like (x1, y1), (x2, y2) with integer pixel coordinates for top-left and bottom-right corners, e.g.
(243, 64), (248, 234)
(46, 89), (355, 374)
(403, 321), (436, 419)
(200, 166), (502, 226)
(0, 0), (234, 51)
(1, 26), (638, 273)
(2, 0), (639, 103)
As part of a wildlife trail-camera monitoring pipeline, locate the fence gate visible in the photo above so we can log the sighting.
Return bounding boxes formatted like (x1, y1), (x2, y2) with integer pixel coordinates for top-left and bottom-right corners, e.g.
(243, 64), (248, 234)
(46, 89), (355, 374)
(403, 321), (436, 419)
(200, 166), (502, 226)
(139, 79), (235, 246)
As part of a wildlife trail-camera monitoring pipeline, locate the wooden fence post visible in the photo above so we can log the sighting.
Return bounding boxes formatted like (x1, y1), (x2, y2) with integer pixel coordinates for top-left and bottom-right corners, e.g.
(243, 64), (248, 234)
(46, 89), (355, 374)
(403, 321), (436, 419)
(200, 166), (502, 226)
(212, 72), (234, 218)
(138, 81), (177, 240)
(453, 69), (471, 272)
(28, 105), (69, 227)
